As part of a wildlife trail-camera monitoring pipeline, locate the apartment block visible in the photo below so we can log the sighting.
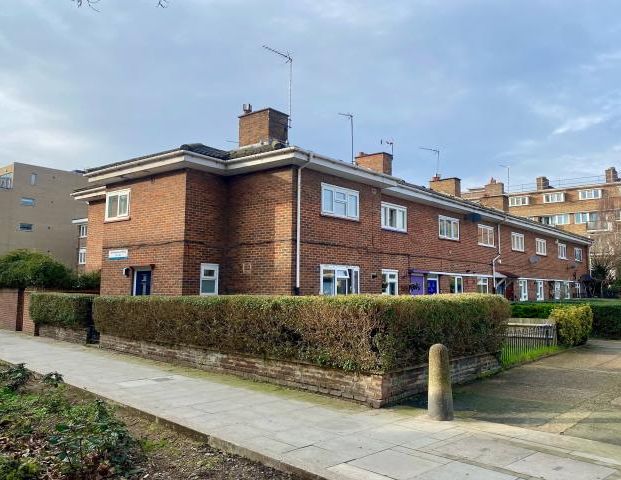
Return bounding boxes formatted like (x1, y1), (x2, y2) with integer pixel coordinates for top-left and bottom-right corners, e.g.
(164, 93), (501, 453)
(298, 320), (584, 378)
(73, 106), (590, 302)
(0, 162), (88, 267)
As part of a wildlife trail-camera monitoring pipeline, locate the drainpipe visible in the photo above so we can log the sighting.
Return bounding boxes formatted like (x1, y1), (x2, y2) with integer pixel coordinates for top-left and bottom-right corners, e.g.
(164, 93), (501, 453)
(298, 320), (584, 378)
(492, 222), (503, 293)
(294, 152), (313, 295)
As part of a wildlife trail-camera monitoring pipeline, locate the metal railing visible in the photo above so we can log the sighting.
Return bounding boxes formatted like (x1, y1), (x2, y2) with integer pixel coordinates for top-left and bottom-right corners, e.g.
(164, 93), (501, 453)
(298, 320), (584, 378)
(502, 322), (557, 363)
(508, 174), (607, 193)
(0, 177), (12, 189)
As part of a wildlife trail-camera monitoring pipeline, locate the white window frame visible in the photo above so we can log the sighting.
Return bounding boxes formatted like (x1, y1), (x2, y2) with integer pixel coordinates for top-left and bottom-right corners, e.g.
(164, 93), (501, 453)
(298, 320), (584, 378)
(477, 224), (495, 247)
(199, 263), (219, 296)
(536, 280), (544, 301)
(20, 197), (35, 207)
(477, 277), (489, 294)
(575, 282), (581, 298)
(578, 189), (602, 200)
(451, 276), (464, 294)
(541, 214), (570, 226)
(574, 212), (598, 224)
(558, 243), (567, 259)
(381, 269), (399, 295)
(78, 224), (88, 238)
(509, 196), (529, 207)
(518, 279), (528, 301)
(554, 281), (561, 300)
(511, 232), (525, 252)
(438, 215), (460, 241)
(105, 189), (131, 221)
(564, 281), (571, 299)
(574, 247), (583, 262)
(29, 173), (37, 186)
(380, 202), (407, 232)
(543, 192), (565, 203)
(320, 264), (360, 296)
(535, 238), (547, 256)
(78, 248), (87, 265)
(321, 183), (359, 221)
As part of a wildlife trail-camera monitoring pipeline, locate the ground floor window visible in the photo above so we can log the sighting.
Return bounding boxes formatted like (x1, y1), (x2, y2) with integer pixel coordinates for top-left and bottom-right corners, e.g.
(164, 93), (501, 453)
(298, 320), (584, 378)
(554, 281), (561, 300)
(477, 277), (489, 293)
(450, 276), (463, 294)
(518, 279), (528, 301)
(382, 269), (398, 295)
(575, 282), (581, 298)
(536, 280), (544, 301)
(321, 265), (360, 295)
(78, 248), (86, 265)
(564, 281), (571, 299)
(200, 263), (219, 295)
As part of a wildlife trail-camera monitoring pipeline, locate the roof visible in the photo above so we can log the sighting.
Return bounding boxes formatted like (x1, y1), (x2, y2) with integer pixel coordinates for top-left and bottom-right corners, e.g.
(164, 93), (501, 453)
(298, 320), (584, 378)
(77, 142), (592, 246)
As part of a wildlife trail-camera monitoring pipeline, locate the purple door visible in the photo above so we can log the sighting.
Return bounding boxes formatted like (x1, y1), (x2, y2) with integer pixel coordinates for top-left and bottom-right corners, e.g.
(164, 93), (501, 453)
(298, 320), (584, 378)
(409, 274), (425, 295)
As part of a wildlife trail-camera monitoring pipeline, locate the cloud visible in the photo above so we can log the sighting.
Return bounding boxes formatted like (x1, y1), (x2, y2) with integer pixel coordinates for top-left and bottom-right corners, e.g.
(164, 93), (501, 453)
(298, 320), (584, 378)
(552, 114), (607, 135)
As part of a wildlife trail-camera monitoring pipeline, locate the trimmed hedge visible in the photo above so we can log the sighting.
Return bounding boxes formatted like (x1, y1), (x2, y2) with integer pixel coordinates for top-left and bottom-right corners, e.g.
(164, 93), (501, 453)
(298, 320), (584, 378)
(30, 293), (97, 329)
(512, 301), (621, 339)
(549, 305), (593, 346)
(93, 293), (510, 373)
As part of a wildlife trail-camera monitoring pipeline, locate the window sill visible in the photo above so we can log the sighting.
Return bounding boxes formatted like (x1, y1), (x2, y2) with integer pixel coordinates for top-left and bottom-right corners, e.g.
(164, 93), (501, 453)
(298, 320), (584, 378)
(104, 217), (131, 224)
(320, 212), (359, 222)
(382, 227), (407, 234)
(439, 236), (460, 242)
(512, 249), (525, 253)
(478, 243), (496, 248)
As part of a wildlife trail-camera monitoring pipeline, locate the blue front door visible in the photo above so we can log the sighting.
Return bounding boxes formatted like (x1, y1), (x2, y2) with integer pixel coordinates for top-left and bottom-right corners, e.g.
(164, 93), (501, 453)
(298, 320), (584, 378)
(427, 279), (438, 295)
(134, 270), (152, 296)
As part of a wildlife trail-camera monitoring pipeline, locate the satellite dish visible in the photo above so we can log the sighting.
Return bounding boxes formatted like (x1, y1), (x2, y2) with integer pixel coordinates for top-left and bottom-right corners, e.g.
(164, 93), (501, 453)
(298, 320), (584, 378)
(529, 255), (540, 264)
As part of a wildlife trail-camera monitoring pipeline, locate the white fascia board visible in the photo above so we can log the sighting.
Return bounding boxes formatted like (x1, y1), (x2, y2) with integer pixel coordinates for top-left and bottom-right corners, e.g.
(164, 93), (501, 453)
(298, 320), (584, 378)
(306, 153), (397, 188)
(71, 218), (88, 224)
(71, 186), (106, 201)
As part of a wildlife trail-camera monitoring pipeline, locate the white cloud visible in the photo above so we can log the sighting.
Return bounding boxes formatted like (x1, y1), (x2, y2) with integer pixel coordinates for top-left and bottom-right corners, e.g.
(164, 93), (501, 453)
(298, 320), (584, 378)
(552, 114), (607, 135)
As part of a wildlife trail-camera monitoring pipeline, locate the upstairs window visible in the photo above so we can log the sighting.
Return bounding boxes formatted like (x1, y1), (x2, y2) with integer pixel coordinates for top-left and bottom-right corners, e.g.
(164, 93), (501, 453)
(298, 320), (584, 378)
(199, 263), (219, 295)
(511, 232), (525, 252)
(543, 192), (565, 203)
(29, 173), (37, 186)
(381, 269), (398, 295)
(78, 248), (87, 265)
(509, 196), (529, 207)
(78, 224), (88, 238)
(321, 265), (360, 295)
(579, 189), (602, 200)
(381, 202), (407, 232)
(20, 197), (35, 206)
(575, 212), (598, 224)
(477, 224), (495, 247)
(535, 238), (547, 256)
(438, 215), (459, 240)
(105, 189), (130, 221)
(541, 214), (570, 225)
(321, 184), (359, 220)
(575, 248), (583, 262)
(558, 243), (567, 259)
(18, 223), (33, 232)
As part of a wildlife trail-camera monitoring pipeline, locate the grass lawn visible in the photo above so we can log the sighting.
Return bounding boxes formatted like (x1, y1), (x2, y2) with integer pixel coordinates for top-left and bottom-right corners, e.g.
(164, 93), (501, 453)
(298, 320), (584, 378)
(500, 344), (565, 368)
(0, 363), (298, 480)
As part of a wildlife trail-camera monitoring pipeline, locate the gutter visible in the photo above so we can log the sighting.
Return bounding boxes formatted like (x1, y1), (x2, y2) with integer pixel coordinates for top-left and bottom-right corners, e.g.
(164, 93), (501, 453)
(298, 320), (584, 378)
(294, 152), (313, 295)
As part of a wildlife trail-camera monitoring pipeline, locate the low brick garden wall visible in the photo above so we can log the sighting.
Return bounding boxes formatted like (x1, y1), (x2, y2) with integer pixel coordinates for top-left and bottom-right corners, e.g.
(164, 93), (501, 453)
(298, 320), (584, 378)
(99, 334), (500, 407)
(0, 288), (23, 331)
(38, 325), (91, 345)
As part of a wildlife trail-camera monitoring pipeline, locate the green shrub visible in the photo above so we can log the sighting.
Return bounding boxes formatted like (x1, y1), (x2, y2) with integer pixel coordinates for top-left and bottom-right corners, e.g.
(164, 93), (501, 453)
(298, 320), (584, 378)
(0, 250), (73, 290)
(93, 293), (510, 373)
(549, 305), (593, 346)
(71, 270), (101, 291)
(590, 304), (621, 339)
(511, 302), (555, 319)
(30, 293), (96, 329)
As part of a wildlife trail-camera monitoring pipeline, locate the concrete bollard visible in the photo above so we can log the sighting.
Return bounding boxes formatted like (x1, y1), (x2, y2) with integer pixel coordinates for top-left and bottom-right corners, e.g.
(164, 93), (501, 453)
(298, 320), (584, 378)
(428, 343), (454, 421)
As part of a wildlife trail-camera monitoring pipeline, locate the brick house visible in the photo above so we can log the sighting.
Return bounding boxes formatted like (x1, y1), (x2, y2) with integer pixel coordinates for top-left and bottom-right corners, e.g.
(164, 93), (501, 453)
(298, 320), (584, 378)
(73, 106), (591, 301)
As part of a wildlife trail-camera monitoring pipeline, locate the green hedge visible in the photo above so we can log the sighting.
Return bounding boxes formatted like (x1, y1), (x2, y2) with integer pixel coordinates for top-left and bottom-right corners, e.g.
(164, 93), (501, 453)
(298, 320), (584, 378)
(549, 305), (593, 346)
(30, 293), (97, 329)
(512, 301), (621, 339)
(93, 293), (510, 373)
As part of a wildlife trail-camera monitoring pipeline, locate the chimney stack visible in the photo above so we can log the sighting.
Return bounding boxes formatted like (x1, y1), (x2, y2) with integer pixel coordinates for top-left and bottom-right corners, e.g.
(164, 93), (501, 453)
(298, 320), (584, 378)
(536, 176), (550, 191)
(429, 175), (461, 197)
(355, 152), (393, 175)
(478, 177), (508, 211)
(238, 106), (288, 147)
(605, 167), (619, 183)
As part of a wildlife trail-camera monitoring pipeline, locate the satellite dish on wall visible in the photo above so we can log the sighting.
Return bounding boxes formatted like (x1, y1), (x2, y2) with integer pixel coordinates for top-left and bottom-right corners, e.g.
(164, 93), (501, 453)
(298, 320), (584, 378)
(529, 255), (540, 264)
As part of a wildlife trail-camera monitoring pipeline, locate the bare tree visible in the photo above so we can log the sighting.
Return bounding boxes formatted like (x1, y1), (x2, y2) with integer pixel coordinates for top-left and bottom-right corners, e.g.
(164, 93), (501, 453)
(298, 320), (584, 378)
(73, 0), (168, 10)
(588, 194), (621, 296)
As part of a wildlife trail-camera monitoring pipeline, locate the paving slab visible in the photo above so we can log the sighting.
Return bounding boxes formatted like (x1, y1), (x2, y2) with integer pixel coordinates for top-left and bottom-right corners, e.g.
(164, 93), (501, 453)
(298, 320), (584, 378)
(0, 331), (619, 480)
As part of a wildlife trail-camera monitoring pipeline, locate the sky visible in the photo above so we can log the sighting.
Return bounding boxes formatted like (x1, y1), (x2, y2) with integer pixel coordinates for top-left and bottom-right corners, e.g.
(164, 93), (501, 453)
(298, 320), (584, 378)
(2, 1), (621, 191)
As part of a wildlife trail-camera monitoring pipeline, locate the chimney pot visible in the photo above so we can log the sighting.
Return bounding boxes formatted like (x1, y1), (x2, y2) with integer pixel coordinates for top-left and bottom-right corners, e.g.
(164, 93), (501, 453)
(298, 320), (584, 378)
(242, 103), (253, 114)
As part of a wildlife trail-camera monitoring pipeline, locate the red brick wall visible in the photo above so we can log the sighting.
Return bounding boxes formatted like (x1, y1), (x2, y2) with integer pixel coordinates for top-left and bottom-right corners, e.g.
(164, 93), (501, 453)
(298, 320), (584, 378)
(225, 167), (295, 294)
(22, 290), (36, 335)
(297, 169), (589, 296)
(85, 201), (104, 273)
(0, 289), (21, 331)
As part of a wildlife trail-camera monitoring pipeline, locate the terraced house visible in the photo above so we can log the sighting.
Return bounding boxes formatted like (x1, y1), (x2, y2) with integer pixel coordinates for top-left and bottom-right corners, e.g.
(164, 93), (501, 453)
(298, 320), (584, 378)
(73, 106), (591, 301)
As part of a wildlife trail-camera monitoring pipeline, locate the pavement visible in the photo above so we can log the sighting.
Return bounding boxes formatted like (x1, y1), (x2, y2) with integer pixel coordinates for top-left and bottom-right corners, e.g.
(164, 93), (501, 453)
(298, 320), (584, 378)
(0, 331), (620, 480)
